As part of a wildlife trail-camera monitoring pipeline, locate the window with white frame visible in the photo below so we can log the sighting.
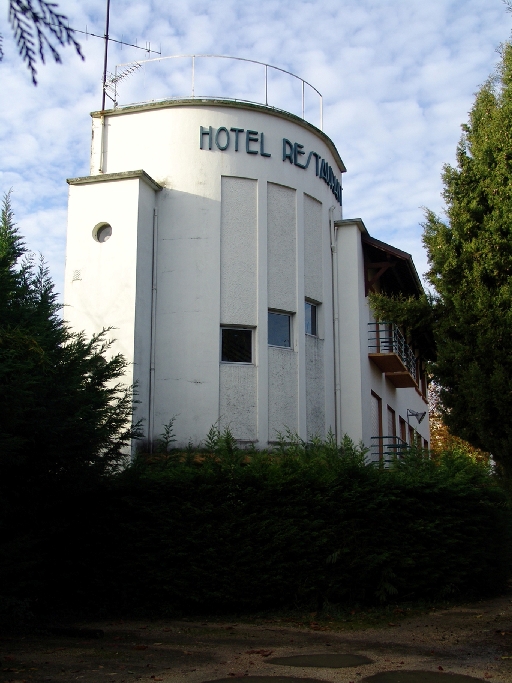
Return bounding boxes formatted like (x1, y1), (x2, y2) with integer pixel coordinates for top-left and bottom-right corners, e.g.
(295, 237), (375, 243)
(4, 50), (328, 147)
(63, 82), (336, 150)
(305, 301), (318, 336)
(221, 327), (252, 363)
(268, 311), (291, 348)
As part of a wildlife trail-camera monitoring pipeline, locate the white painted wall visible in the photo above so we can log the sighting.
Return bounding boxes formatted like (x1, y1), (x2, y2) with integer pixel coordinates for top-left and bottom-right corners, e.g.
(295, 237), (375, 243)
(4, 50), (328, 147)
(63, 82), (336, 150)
(219, 364), (257, 441)
(65, 99), (428, 452)
(220, 177), (257, 326)
(64, 174), (160, 448)
(267, 183), (297, 314)
(334, 218), (430, 456)
(268, 347), (299, 440)
(68, 101), (344, 448)
(305, 335), (325, 439)
(336, 221), (365, 444)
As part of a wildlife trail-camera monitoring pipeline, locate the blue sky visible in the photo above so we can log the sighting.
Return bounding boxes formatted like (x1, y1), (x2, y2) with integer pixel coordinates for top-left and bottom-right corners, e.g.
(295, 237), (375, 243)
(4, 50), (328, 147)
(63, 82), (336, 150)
(1, 0), (511, 298)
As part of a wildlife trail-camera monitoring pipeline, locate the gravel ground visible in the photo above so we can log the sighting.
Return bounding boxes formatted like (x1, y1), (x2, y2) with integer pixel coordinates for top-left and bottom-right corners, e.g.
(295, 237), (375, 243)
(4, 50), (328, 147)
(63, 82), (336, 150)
(2, 593), (512, 683)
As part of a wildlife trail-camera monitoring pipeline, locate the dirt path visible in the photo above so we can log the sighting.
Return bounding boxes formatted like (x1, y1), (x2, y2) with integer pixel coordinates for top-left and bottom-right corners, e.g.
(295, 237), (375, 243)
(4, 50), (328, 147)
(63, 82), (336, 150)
(2, 594), (512, 683)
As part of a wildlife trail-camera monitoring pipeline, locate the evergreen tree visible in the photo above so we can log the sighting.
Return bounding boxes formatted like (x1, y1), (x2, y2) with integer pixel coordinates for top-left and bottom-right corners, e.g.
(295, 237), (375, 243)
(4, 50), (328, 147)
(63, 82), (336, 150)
(0, 191), (142, 491)
(371, 43), (512, 478)
(1, 1), (83, 85)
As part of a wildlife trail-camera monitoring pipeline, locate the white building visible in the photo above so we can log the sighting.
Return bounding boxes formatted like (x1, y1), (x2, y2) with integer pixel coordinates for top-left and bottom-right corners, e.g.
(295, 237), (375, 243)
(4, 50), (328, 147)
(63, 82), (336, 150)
(64, 71), (429, 458)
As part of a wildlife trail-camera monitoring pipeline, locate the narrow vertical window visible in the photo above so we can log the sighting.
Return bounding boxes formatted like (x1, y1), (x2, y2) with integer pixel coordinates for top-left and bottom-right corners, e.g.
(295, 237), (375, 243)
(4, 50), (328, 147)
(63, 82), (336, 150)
(387, 406), (396, 439)
(399, 416), (407, 443)
(421, 365), (428, 399)
(305, 301), (317, 336)
(268, 311), (291, 347)
(408, 424), (415, 446)
(371, 391), (383, 459)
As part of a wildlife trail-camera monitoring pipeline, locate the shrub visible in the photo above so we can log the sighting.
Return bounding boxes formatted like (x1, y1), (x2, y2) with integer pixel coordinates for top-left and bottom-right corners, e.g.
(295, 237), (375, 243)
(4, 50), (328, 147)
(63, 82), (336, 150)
(8, 436), (509, 617)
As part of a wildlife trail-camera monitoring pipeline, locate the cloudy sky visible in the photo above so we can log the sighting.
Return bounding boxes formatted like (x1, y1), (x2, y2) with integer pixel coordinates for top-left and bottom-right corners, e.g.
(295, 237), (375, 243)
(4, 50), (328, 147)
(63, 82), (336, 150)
(1, 0), (511, 298)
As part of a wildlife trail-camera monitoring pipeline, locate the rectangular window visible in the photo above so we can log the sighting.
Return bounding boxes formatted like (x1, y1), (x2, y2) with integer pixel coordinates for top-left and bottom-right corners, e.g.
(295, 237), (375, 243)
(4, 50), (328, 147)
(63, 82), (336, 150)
(387, 406), (396, 438)
(268, 311), (291, 347)
(421, 366), (428, 399)
(371, 391), (383, 459)
(221, 327), (252, 363)
(399, 416), (407, 443)
(305, 302), (317, 336)
(408, 424), (415, 446)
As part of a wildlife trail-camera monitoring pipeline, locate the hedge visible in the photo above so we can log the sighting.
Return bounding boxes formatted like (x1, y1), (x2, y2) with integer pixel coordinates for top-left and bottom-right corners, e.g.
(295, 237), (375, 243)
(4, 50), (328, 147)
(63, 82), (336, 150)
(1, 441), (511, 617)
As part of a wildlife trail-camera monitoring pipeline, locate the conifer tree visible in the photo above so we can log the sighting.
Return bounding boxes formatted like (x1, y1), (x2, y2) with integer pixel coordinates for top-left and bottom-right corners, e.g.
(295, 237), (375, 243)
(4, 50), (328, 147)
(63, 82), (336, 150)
(372, 42), (512, 478)
(1, 1), (83, 85)
(0, 192), (141, 491)
(424, 42), (512, 477)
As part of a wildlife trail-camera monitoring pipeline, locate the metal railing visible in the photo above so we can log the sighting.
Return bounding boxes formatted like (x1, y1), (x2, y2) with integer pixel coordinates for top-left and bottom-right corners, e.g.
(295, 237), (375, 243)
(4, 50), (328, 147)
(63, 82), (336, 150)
(110, 54), (323, 129)
(369, 436), (409, 464)
(368, 322), (417, 383)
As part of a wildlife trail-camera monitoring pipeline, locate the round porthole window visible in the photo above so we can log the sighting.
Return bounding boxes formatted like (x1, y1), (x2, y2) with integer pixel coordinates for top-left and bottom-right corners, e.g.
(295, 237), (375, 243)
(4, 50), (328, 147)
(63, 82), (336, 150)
(93, 222), (112, 243)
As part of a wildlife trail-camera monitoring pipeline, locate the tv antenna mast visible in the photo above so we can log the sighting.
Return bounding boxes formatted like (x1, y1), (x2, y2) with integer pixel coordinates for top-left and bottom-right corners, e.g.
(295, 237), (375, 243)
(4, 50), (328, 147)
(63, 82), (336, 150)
(100, 0), (160, 109)
(65, 0), (161, 109)
(101, 0), (112, 111)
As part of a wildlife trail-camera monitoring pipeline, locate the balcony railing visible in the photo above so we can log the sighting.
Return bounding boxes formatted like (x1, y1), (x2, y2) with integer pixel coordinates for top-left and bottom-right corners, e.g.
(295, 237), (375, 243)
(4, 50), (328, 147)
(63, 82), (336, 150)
(370, 436), (409, 464)
(368, 322), (418, 387)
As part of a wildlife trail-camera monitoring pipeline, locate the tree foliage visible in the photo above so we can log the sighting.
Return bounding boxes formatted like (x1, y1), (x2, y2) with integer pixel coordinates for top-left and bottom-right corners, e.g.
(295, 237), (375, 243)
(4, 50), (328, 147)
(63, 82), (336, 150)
(2, 0), (83, 84)
(372, 43), (512, 478)
(427, 383), (490, 464)
(424, 42), (512, 477)
(369, 291), (437, 362)
(12, 441), (509, 616)
(0, 191), (141, 492)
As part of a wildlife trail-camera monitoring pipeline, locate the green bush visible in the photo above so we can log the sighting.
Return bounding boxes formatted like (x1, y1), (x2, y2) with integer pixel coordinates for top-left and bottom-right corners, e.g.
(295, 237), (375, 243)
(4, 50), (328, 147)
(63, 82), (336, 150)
(2, 436), (511, 617)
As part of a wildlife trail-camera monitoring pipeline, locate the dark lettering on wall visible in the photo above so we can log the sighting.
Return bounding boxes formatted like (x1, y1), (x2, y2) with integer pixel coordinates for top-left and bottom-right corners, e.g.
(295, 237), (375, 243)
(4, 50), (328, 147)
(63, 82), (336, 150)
(304, 150), (315, 170)
(313, 152), (320, 175)
(260, 132), (271, 157)
(200, 125), (213, 150)
(198, 125), (342, 205)
(215, 127), (230, 151)
(293, 142), (306, 168)
(286, 139), (342, 205)
(200, 125), (272, 158)
(246, 130), (259, 154)
(230, 127), (244, 151)
(283, 138), (294, 163)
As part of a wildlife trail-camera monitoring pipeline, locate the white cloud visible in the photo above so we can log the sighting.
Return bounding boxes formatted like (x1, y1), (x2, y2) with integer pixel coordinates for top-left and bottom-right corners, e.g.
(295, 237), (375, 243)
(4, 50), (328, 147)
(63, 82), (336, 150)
(0, 0), (510, 298)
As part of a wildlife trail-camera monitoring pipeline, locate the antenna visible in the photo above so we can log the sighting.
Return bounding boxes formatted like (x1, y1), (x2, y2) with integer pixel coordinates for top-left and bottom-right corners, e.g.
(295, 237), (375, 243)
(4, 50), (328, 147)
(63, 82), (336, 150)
(407, 409), (427, 424)
(55, 0), (161, 110)
(99, 0), (160, 110)
(104, 62), (143, 107)
(101, 0), (111, 111)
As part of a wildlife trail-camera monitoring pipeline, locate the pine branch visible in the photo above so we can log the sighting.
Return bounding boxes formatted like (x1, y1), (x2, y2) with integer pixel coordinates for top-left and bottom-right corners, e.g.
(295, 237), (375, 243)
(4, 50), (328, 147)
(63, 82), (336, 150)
(8, 0), (84, 85)
(1, 190), (26, 266)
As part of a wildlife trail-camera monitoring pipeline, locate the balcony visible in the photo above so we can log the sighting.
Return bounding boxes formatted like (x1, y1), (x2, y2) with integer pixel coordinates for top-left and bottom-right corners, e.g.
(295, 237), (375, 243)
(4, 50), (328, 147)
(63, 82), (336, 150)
(370, 435), (408, 464)
(368, 322), (418, 388)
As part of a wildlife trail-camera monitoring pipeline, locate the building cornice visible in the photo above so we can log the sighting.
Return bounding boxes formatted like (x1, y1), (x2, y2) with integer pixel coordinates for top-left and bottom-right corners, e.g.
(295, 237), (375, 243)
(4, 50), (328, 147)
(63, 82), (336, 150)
(334, 218), (368, 234)
(91, 98), (347, 174)
(67, 169), (163, 192)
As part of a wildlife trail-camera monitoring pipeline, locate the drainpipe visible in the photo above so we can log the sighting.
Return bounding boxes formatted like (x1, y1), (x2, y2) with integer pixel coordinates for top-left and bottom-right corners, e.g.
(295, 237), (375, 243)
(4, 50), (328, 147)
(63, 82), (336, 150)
(330, 206), (342, 443)
(148, 207), (158, 453)
(98, 114), (106, 173)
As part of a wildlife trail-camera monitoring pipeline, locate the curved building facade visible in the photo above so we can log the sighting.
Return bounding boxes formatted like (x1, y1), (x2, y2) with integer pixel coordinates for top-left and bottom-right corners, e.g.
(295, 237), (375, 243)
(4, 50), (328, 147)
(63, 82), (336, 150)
(64, 97), (429, 455)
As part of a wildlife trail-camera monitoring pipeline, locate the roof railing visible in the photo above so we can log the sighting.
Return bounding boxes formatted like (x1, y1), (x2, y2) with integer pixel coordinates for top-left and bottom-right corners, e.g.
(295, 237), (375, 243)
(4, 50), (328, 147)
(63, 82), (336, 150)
(109, 54), (324, 130)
